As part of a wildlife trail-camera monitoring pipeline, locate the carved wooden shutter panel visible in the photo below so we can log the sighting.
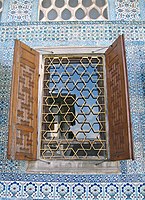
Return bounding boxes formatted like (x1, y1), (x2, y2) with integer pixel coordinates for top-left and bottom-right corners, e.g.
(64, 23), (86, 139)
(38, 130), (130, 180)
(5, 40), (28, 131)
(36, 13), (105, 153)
(8, 40), (39, 160)
(105, 35), (134, 161)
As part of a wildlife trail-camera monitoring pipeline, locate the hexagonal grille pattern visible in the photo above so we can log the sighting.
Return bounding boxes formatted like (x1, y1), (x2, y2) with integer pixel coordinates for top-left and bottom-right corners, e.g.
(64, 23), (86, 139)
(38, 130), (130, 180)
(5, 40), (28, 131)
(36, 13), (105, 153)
(39, 0), (108, 21)
(41, 55), (107, 160)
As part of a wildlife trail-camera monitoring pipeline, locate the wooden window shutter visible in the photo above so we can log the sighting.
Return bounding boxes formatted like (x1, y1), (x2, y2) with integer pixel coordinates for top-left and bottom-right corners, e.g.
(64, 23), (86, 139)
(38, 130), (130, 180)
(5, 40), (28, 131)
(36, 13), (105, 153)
(7, 40), (39, 160)
(105, 35), (134, 161)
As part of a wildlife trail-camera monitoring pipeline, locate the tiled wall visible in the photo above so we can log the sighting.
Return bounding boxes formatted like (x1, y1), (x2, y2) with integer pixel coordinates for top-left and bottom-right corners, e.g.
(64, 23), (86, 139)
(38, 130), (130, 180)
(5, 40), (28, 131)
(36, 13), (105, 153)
(0, 0), (145, 199)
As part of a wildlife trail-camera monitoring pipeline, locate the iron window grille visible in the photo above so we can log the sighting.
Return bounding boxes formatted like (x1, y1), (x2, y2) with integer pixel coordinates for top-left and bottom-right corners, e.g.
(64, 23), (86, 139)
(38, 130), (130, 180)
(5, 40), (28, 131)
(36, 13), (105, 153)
(40, 55), (107, 160)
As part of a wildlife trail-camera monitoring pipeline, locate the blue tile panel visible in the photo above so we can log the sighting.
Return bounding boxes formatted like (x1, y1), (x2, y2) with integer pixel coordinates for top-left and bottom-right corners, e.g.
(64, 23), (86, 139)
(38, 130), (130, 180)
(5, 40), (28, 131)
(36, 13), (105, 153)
(0, 21), (145, 199)
(0, 181), (145, 199)
(2, 0), (34, 22)
(115, 0), (141, 21)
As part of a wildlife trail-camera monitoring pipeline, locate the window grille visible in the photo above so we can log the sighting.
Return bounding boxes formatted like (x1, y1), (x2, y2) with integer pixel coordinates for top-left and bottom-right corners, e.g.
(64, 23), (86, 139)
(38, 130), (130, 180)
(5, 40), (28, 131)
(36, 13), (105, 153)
(40, 55), (107, 160)
(39, 0), (108, 21)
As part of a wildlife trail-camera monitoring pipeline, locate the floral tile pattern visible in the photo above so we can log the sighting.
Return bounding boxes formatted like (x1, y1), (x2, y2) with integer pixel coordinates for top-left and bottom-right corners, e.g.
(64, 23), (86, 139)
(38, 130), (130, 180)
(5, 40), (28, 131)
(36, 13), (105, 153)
(115, 0), (140, 20)
(0, 181), (145, 199)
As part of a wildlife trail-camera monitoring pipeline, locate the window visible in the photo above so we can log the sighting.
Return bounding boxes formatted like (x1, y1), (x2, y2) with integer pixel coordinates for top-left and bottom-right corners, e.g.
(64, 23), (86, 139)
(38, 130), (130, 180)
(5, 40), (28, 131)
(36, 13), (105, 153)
(39, 0), (108, 21)
(7, 35), (134, 165)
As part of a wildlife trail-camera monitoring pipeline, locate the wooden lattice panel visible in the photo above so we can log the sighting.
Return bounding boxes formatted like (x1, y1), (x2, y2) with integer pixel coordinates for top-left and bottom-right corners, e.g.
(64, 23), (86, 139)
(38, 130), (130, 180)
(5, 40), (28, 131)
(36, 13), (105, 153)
(8, 40), (39, 160)
(105, 35), (133, 161)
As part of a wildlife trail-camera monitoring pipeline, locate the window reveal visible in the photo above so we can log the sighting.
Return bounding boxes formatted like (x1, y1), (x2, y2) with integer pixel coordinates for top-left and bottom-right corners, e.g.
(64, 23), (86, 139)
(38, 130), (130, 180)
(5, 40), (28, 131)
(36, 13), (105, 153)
(41, 56), (107, 160)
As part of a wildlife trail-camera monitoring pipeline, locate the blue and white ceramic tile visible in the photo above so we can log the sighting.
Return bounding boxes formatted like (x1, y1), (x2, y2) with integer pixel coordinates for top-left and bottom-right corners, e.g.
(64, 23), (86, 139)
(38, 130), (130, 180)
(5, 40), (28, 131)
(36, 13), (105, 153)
(0, 181), (145, 199)
(115, 0), (140, 21)
(0, 0), (145, 199)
